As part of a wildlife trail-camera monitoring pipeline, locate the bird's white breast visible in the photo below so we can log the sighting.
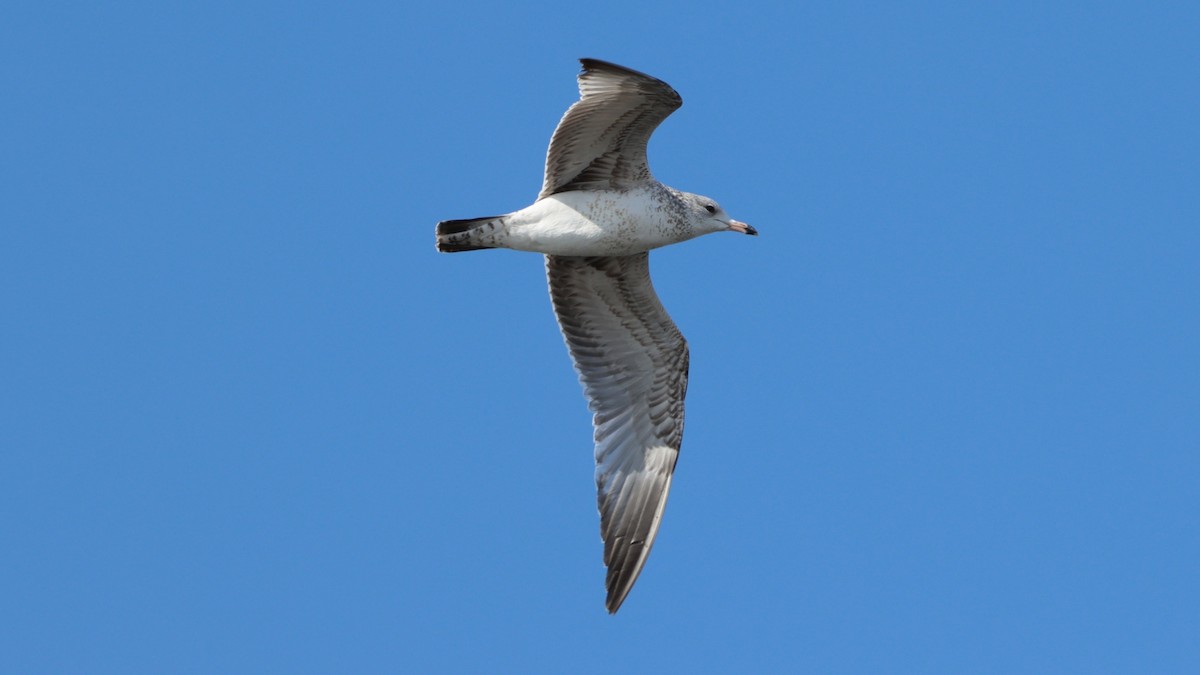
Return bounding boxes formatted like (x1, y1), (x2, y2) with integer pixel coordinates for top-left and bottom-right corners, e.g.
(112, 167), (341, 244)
(500, 187), (691, 256)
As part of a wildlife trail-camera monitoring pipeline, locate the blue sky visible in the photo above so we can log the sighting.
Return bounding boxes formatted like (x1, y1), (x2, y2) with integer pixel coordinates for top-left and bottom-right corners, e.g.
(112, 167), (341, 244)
(3, 1), (1198, 672)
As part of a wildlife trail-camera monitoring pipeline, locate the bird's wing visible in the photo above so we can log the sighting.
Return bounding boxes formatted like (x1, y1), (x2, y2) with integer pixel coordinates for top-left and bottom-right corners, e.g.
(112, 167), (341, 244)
(546, 253), (689, 613)
(540, 59), (683, 198)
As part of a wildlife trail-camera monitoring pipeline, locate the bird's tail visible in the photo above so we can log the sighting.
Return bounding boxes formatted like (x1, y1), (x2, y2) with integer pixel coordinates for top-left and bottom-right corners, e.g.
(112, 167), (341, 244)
(435, 215), (506, 253)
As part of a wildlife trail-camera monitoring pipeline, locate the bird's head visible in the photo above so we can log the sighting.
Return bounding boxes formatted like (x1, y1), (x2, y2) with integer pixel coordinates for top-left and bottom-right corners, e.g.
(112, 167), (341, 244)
(683, 193), (757, 237)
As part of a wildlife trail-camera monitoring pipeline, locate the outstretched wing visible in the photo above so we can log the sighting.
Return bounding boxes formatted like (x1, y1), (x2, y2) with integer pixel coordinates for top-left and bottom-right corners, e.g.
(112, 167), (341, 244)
(540, 59), (683, 198)
(546, 253), (689, 613)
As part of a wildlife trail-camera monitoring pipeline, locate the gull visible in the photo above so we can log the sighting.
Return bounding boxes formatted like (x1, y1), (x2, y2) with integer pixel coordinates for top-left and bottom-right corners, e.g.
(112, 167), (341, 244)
(436, 58), (756, 613)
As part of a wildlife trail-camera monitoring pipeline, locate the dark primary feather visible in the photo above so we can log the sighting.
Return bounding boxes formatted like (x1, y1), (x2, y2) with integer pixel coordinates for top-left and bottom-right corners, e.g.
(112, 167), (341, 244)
(547, 253), (689, 613)
(539, 59), (683, 198)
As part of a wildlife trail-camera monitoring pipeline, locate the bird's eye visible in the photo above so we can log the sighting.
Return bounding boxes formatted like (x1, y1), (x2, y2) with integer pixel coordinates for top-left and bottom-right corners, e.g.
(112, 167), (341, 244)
(704, 203), (716, 214)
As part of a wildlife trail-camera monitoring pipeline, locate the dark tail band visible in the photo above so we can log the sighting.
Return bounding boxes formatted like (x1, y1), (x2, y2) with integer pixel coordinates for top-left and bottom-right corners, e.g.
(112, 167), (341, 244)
(435, 216), (504, 253)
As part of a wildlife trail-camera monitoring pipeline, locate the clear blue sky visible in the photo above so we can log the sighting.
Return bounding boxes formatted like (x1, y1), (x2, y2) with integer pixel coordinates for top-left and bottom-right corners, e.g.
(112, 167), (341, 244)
(3, 1), (1197, 672)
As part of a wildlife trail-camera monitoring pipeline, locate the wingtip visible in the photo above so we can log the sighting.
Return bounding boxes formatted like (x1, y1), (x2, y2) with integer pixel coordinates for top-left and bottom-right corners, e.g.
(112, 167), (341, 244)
(578, 57), (611, 71)
(603, 566), (631, 614)
(577, 58), (668, 85)
(579, 57), (628, 76)
(605, 587), (631, 614)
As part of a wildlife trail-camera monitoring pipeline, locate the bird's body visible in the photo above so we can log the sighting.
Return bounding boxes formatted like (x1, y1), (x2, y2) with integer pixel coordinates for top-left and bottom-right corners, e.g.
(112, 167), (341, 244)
(440, 184), (711, 256)
(436, 59), (754, 613)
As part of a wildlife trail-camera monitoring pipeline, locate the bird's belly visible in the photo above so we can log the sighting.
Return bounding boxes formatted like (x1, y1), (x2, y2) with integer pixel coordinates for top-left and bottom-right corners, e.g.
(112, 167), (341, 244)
(500, 191), (686, 256)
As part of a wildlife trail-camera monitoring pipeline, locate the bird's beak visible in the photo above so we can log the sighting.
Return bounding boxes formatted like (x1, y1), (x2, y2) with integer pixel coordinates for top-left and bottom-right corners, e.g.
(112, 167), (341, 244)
(729, 220), (758, 236)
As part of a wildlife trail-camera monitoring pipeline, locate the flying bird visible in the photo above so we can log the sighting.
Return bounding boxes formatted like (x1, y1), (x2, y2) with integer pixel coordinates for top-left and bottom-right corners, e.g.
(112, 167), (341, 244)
(436, 58), (756, 613)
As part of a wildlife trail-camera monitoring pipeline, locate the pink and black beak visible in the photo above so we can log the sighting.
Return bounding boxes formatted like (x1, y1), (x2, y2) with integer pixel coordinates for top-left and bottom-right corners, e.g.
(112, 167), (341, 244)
(729, 220), (758, 236)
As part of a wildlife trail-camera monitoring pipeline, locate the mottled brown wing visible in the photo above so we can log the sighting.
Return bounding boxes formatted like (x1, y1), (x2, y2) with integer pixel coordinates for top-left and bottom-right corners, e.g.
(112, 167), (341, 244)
(539, 59), (683, 198)
(546, 253), (689, 613)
